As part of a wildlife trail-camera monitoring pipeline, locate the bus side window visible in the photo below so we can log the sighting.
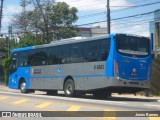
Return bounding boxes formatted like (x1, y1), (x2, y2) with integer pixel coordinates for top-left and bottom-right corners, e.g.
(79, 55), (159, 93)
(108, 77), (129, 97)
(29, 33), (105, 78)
(70, 43), (84, 63)
(27, 50), (36, 66)
(100, 39), (110, 61)
(59, 45), (70, 64)
(34, 49), (48, 65)
(48, 47), (59, 65)
(85, 41), (99, 62)
(18, 52), (28, 67)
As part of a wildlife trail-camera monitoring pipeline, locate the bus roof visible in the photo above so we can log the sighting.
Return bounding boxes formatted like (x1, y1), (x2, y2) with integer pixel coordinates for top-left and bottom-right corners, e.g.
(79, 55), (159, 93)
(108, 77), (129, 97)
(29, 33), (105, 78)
(11, 46), (34, 53)
(11, 33), (147, 53)
(11, 34), (111, 53)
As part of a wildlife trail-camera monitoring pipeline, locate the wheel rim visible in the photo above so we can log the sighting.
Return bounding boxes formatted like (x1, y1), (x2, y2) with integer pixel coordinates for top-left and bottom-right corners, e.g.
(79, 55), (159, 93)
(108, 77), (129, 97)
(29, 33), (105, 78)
(66, 83), (72, 95)
(21, 82), (26, 92)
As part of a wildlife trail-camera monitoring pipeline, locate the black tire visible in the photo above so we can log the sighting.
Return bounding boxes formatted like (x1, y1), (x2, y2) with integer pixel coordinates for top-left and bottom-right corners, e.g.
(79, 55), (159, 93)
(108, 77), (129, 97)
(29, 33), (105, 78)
(20, 80), (28, 93)
(64, 79), (75, 97)
(47, 90), (58, 96)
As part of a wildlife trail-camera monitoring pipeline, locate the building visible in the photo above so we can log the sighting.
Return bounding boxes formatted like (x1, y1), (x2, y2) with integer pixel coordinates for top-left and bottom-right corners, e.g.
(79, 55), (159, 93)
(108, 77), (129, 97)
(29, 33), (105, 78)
(77, 27), (108, 37)
(150, 9), (160, 53)
(150, 21), (154, 51)
(77, 28), (92, 37)
(91, 26), (108, 37)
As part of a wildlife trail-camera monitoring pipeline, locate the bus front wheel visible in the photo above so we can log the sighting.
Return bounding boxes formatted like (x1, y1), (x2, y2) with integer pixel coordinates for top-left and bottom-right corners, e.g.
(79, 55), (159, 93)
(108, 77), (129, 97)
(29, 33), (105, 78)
(20, 81), (28, 93)
(64, 79), (75, 97)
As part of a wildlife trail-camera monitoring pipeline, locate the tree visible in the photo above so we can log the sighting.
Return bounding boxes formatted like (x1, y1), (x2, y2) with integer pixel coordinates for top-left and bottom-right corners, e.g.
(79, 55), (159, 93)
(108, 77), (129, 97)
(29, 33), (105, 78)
(17, 33), (42, 48)
(0, 37), (8, 58)
(12, 1), (78, 44)
(2, 58), (11, 85)
(48, 2), (78, 40)
(20, 0), (32, 32)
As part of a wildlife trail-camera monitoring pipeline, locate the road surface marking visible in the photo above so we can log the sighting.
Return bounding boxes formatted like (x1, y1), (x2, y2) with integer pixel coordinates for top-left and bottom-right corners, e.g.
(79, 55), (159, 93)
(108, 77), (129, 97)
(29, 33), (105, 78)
(36, 102), (53, 109)
(13, 99), (29, 105)
(105, 101), (126, 104)
(67, 105), (81, 111)
(103, 109), (116, 120)
(0, 96), (10, 100)
(149, 117), (160, 120)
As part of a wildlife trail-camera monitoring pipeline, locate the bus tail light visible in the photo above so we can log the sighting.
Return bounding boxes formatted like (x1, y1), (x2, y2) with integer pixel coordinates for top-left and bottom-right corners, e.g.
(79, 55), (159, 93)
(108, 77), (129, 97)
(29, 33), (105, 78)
(114, 60), (119, 76)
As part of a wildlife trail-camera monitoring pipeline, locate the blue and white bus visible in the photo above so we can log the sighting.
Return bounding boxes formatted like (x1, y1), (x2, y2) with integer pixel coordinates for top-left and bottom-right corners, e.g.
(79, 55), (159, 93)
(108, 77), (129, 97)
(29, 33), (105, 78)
(9, 34), (152, 98)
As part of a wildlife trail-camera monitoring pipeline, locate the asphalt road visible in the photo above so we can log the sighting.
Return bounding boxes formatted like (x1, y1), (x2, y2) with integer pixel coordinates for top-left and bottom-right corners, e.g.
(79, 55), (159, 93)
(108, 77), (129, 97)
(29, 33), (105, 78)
(0, 89), (160, 120)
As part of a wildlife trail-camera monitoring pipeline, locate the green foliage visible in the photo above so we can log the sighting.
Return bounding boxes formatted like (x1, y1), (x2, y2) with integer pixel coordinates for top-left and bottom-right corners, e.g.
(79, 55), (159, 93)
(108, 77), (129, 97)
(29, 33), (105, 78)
(0, 38), (8, 58)
(48, 2), (78, 40)
(151, 59), (160, 96)
(1, 1), (79, 84)
(17, 33), (42, 48)
(2, 58), (11, 85)
(12, 1), (78, 44)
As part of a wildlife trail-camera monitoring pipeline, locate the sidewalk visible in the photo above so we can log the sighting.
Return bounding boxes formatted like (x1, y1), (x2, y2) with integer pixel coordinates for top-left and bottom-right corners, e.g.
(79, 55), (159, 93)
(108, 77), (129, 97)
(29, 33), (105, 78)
(0, 82), (19, 93)
(112, 93), (160, 101)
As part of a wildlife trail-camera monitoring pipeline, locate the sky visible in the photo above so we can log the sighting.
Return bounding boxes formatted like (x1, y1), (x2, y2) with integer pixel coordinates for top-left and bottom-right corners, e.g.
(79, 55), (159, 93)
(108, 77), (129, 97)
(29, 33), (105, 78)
(1, 0), (160, 37)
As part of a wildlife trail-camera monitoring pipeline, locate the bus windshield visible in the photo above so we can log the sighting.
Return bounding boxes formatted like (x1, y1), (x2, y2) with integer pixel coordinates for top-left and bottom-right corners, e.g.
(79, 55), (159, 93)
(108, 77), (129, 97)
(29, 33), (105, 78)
(116, 34), (150, 57)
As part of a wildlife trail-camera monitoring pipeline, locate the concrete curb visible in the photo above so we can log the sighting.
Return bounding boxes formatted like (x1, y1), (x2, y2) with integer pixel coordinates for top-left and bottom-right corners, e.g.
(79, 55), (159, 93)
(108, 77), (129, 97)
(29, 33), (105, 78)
(112, 95), (160, 102)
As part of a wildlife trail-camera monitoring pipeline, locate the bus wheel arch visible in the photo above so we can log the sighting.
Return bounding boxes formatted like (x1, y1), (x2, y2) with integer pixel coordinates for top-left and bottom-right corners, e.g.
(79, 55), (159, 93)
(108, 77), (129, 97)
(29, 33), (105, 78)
(19, 78), (28, 93)
(63, 76), (75, 97)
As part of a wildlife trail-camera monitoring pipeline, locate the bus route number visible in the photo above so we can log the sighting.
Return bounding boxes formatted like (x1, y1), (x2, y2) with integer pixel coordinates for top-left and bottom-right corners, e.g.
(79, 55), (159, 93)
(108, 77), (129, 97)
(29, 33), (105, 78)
(94, 65), (104, 70)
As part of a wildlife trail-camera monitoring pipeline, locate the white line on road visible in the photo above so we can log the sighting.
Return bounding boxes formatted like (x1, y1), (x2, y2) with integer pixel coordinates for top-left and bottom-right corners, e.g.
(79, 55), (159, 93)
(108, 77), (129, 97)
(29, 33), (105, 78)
(104, 101), (127, 105)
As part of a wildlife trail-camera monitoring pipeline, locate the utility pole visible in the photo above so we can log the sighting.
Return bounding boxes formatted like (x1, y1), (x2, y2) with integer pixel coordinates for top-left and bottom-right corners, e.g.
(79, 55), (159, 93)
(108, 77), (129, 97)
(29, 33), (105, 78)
(8, 25), (12, 57)
(154, 10), (160, 58)
(155, 21), (159, 58)
(21, 0), (27, 32)
(107, 0), (110, 34)
(0, 0), (4, 33)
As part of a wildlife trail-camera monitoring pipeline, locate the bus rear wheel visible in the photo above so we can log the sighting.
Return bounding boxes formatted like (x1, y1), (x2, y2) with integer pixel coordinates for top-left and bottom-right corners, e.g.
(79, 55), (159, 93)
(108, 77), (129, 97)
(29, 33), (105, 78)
(20, 81), (28, 93)
(64, 79), (75, 97)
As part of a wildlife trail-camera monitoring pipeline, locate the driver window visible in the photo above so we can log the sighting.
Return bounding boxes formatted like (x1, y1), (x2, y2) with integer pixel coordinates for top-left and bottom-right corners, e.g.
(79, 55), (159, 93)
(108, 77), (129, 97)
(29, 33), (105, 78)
(12, 58), (18, 69)
(10, 53), (18, 72)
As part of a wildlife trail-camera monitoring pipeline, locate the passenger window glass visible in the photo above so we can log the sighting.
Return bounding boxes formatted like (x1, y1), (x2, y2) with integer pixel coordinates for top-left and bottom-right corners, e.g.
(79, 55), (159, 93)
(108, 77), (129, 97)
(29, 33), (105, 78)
(100, 39), (110, 61)
(34, 49), (48, 65)
(59, 45), (70, 64)
(27, 50), (36, 66)
(18, 52), (28, 67)
(85, 41), (99, 62)
(48, 47), (59, 65)
(70, 43), (84, 63)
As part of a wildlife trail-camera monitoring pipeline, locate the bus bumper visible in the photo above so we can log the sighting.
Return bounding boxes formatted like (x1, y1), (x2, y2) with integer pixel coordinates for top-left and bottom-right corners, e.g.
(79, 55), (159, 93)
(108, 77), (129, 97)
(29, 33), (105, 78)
(110, 77), (150, 89)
